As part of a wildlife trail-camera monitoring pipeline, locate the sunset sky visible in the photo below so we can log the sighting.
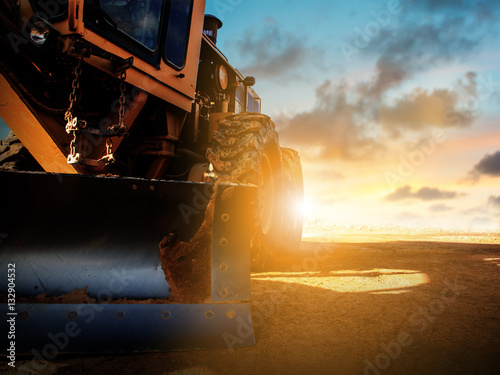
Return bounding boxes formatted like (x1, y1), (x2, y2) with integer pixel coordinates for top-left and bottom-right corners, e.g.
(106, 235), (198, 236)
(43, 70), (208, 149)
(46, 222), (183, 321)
(206, 0), (500, 231)
(1, 0), (499, 232)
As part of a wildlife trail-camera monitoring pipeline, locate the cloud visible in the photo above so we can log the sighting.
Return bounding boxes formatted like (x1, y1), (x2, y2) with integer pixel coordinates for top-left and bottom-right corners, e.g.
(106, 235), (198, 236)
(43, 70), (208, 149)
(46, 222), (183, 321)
(379, 87), (475, 136)
(357, 1), (499, 101)
(243, 4), (488, 166)
(278, 72), (475, 161)
(374, 0), (499, 57)
(465, 150), (500, 183)
(463, 207), (489, 216)
(322, 2), (491, 151)
(277, 80), (381, 161)
(384, 185), (464, 202)
(429, 204), (453, 213)
(226, 18), (321, 80)
(305, 165), (346, 181)
(410, 0), (500, 23)
(364, 17), (483, 85)
(488, 195), (500, 208)
(237, 5), (486, 163)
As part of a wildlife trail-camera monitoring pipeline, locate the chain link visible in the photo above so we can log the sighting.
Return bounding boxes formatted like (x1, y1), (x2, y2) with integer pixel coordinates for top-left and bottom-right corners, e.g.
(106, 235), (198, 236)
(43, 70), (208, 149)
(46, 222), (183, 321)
(65, 59), (82, 124)
(118, 71), (127, 133)
(70, 132), (77, 156)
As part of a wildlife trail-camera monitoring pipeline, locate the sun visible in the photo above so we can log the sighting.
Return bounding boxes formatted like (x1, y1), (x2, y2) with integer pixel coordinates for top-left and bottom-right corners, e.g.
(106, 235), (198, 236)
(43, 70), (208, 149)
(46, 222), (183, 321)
(296, 196), (314, 218)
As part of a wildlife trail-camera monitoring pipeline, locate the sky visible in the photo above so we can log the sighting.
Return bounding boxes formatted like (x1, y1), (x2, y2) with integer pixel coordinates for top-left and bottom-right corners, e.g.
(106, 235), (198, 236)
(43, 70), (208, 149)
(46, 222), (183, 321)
(1, 0), (499, 232)
(205, 0), (500, 232)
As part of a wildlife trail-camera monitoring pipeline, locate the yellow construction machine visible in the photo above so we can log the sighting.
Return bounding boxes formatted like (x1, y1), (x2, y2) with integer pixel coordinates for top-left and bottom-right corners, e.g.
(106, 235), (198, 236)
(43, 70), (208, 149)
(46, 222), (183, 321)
(0, 0), (303, 354)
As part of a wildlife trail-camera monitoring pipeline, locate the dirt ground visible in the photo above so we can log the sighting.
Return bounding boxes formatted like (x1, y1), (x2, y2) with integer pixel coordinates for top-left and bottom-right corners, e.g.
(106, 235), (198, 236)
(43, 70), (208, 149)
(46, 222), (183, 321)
(4, 232), (500, 375)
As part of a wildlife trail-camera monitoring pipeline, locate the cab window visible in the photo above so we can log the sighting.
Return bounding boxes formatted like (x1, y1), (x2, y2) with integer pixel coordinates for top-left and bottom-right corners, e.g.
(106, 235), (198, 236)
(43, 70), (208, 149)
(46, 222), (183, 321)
(100, 0), (163, 51)
(164, 0), (193, 69)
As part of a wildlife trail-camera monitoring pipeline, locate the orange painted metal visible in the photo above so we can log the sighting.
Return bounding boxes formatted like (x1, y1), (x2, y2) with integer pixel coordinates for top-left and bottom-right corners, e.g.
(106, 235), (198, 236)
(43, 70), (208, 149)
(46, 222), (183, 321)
(0, 74), (77, 174)
(68, 0), (77, 31)
(79, 0), (206, 112)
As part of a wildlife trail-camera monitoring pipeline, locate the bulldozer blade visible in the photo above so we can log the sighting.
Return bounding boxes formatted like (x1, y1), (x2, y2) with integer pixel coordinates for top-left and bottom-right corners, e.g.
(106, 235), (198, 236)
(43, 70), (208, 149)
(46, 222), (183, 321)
(0, 170), (256, 353)
(9, 303), (254, 353)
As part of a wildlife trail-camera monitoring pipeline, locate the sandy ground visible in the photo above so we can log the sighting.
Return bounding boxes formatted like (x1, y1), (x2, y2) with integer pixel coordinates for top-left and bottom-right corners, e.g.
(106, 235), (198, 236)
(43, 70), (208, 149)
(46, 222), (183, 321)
(3, 232), (500, 375)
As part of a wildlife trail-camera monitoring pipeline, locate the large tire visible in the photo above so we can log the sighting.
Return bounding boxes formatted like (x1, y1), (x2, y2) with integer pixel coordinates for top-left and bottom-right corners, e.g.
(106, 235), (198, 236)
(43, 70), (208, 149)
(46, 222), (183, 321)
(207, 113), (283, 270)
(0, 131), (41, 171)
(280, 147), (304, 251)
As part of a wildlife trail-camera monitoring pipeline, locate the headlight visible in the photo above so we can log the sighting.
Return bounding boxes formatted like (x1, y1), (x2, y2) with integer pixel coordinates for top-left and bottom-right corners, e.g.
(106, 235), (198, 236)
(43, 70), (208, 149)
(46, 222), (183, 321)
(30, 21), (50, 45)
(215, 64), (228, 91)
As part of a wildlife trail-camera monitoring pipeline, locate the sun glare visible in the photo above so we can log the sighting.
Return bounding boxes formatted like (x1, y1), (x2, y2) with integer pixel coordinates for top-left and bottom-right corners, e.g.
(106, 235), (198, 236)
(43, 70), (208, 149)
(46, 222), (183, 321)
(297, 196), (311, 217)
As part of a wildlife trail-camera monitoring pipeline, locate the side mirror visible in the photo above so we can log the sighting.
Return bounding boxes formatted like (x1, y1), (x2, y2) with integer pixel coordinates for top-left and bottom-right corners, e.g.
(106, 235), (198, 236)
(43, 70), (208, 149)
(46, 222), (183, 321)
(242, 76), (256, 87)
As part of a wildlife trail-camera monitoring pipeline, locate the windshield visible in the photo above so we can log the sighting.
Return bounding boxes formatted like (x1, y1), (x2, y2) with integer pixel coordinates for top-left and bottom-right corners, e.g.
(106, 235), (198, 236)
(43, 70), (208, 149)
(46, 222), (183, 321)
(164, 0), (192, 69)
(100, 0), (162, 51)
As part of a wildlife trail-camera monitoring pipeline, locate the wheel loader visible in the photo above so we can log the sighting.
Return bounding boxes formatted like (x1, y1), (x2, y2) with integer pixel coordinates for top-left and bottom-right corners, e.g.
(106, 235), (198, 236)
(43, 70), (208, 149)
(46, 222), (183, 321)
(0, 0), (303, 356)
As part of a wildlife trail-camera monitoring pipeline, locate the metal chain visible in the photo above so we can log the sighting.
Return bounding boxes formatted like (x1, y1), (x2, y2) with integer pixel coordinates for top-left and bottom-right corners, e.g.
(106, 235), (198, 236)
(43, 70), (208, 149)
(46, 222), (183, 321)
(64, 61), (127, 166)
(118, 71), (127, 133)
(65, 59), (84, 164)
(65, 59), (82, 124)
(103, 71), (127, 163)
